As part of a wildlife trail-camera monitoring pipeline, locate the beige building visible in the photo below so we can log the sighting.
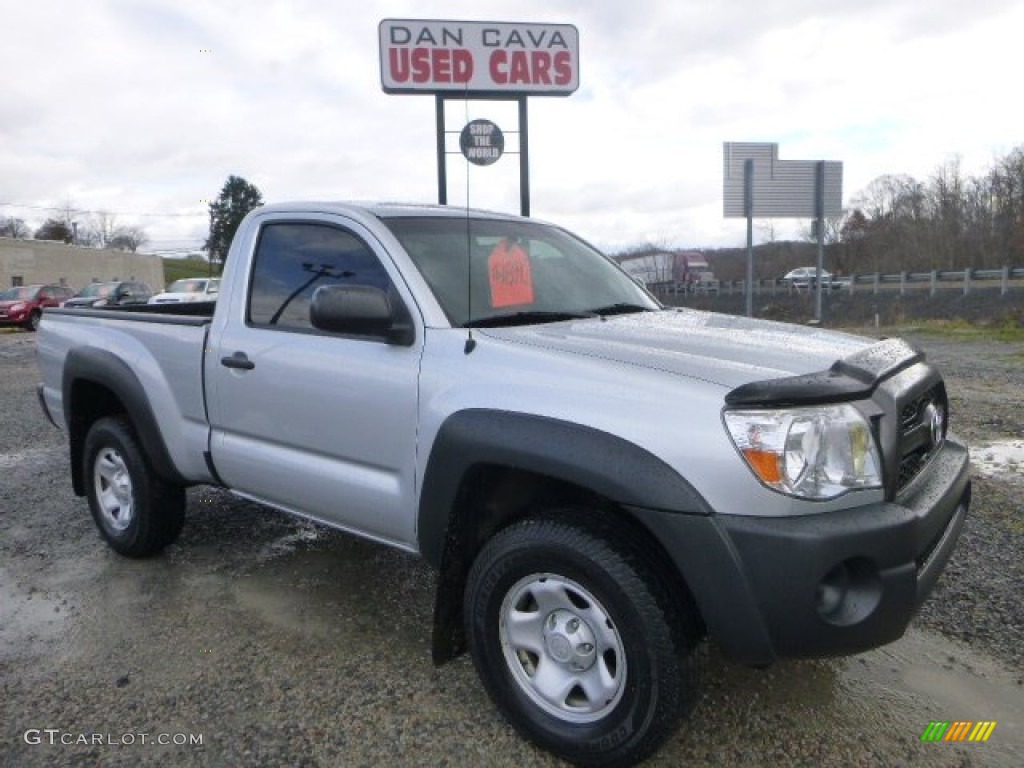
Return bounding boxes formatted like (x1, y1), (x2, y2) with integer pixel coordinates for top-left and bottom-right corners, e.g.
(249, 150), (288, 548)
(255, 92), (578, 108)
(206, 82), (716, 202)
(1, 238), (165, 292)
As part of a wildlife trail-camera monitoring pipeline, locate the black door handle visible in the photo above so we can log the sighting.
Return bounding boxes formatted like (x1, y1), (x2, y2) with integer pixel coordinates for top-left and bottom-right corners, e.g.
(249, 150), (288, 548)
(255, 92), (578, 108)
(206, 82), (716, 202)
(220, 352), (255, 370)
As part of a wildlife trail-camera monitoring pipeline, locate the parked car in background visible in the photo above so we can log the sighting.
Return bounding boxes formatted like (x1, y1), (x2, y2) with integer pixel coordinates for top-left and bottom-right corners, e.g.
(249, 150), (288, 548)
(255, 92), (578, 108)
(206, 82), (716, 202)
(0, 284), (74, 331)
(149, 277), (220, 304)
(63, 281), (153, 308)
(781, 267), (845, 291)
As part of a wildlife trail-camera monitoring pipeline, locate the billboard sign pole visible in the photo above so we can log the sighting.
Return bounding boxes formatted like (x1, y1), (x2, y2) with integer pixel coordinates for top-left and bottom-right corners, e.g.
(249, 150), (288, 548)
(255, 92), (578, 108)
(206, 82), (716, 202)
(380, 19), (579, 217)
(745, 159), (753, 318)
(815, 160), (825, 323)
(724, 143), (843, 320)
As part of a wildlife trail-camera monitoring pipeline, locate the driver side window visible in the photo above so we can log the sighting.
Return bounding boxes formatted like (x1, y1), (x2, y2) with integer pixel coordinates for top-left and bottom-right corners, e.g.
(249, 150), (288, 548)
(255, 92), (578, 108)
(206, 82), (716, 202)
(248, 222), (395, 332)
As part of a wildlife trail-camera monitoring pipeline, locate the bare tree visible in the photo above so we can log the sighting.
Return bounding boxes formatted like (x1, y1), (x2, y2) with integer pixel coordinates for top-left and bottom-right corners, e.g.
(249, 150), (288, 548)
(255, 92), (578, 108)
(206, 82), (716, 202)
(108, 226), (148, 253)
(0, 216), (30, 239)
(801, 214), (845, 245)
(88, 210), (119, 248)
(757, 219), (778, 245)
(926, 157), (966, 269)
(990, 147), (1024, 265)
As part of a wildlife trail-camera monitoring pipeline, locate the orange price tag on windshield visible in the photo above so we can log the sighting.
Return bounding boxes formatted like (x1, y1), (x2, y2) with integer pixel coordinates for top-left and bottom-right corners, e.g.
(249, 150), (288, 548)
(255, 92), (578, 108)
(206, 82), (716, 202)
(488, 240), (534, 308)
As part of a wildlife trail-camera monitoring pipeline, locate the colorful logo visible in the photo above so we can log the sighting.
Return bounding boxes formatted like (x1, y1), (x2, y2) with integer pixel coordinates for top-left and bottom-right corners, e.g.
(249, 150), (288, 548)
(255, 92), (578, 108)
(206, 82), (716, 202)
(921, 721), (997, 742)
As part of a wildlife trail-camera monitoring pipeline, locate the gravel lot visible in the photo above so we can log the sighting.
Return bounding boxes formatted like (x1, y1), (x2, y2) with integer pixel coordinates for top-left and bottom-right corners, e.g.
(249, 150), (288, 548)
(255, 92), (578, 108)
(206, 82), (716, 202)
(1, 326), (1021, 767)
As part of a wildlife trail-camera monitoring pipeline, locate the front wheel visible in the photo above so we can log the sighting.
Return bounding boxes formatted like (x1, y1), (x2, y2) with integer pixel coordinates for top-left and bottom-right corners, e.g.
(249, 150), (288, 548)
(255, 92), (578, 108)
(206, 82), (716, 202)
(83, 416), (185, 557)
(25, 310), (41, 331)
(464, 516), (700, 766)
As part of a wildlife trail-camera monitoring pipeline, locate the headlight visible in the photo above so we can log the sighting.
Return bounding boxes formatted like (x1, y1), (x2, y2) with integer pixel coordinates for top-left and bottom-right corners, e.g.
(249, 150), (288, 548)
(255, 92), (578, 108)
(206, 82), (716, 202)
(724, 403), (882, 499)
(9, 302), (26, 312)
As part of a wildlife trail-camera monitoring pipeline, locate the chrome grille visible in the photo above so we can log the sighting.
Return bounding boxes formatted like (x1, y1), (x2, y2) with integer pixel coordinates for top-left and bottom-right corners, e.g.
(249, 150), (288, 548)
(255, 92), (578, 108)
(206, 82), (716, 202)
(896, 384), (946, 493)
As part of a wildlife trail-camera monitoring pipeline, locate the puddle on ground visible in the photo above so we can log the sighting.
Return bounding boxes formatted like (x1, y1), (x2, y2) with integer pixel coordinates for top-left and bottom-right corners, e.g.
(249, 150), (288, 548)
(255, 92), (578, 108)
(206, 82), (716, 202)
(0, 446), (62, 470)
(254, 521), (323, 562)
(231, 540), (434, 654)
(0, 568), (70, 662)
(972, 439), (1024, 479)
(840, 629), (1023, 766)
(846, 628), (1024, 718)
(697, 626), (1022, 766)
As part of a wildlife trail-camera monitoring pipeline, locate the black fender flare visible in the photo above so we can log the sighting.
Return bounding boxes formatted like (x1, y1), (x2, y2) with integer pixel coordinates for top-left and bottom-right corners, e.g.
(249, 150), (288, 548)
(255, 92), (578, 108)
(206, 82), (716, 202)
(418, 409), (712, 566)
(64, 346), (186, 495)
(418, 409), (713, 664)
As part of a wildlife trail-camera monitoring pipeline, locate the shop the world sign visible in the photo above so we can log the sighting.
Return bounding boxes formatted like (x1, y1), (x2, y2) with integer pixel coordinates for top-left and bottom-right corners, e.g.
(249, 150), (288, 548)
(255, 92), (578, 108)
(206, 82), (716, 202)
(379, 19), (579, 95)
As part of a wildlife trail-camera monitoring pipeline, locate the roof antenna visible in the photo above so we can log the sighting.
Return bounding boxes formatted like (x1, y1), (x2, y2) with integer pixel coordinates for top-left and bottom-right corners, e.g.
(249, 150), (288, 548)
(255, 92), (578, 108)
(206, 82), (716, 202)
(463, 90), (476, 355)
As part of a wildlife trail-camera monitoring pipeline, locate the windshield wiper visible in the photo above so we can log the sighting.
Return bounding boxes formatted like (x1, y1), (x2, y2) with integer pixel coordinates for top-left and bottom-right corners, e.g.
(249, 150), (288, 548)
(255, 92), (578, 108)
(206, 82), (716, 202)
(585, 303), (655, 316)
(463, 310), (595, 328)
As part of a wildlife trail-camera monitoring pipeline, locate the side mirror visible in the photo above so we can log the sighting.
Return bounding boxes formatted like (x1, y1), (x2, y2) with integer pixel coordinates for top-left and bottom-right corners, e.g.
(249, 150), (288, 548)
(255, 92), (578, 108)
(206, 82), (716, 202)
(310, 285), (414, 345)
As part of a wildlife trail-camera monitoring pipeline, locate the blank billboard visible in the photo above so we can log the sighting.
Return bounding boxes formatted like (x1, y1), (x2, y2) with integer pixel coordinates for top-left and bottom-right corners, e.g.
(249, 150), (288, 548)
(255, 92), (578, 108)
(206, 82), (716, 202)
(723, 142), (842, 218)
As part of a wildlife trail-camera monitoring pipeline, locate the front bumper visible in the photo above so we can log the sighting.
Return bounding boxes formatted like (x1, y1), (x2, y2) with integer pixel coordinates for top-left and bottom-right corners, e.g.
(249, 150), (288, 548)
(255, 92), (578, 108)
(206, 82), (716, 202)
(630, 439), (970, 666)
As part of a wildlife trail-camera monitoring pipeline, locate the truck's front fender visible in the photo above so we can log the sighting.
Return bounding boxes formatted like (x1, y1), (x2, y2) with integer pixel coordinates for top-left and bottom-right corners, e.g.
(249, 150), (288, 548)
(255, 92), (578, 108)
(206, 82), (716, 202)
(417, 409), (713, 567)
(418, 408), (713, 664)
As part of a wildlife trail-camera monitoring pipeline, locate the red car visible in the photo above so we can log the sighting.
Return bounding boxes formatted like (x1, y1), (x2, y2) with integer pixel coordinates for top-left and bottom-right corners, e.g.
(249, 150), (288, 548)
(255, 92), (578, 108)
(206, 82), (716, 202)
(0, 284), (74, 331)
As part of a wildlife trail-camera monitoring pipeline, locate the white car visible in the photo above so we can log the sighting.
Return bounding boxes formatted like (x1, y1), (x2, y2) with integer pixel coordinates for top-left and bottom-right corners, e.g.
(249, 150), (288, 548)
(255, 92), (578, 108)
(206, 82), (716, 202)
(780, 267), (844, 290)
(149, 277), (220, 304)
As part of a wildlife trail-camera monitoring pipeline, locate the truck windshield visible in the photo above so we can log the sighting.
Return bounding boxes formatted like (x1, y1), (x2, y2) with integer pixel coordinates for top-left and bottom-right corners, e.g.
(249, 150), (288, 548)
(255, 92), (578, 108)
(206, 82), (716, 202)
(381, 216), (659, 327)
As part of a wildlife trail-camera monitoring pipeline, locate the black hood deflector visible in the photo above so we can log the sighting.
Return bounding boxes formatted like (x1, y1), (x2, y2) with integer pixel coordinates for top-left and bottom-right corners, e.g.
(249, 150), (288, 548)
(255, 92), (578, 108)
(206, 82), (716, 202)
(725, 338), (924, 407)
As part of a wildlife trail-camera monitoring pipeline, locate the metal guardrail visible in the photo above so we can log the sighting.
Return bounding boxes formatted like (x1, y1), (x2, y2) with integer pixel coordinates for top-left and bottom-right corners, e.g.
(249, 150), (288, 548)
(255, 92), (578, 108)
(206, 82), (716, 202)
(662, 266), (1024, 298)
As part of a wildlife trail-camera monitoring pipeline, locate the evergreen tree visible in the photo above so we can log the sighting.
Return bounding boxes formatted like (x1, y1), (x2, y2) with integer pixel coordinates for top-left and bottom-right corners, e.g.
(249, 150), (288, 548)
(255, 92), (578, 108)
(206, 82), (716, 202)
(204, 175), (264, 268)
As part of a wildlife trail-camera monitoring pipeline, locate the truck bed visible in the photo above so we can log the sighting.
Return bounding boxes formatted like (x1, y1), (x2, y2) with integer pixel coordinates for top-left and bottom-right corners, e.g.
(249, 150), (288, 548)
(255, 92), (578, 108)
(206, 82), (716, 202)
(59, 300), (218, 318)
(37, 307), (216, 485)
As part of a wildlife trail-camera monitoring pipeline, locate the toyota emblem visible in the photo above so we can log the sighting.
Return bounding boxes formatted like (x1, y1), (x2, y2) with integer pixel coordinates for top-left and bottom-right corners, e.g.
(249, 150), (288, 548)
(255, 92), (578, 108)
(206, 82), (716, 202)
(924, 402), (945, 450)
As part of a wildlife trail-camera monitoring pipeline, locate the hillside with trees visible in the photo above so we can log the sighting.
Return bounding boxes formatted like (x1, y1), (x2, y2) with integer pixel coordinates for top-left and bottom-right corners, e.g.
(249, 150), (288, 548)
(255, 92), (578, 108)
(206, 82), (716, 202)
(615, 145), (1024, 283)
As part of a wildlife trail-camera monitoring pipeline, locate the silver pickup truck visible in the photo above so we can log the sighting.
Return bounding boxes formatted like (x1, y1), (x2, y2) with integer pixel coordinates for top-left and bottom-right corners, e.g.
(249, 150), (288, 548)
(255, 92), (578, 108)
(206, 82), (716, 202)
(37, 202), (970, 767)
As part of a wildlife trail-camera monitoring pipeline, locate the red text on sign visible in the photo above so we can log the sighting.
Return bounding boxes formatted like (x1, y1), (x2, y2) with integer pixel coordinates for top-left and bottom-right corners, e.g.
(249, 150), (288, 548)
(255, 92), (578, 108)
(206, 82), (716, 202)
(388, 47), (474, 84)
(489, 50), (573, 86)
(386, 48), (573, 88)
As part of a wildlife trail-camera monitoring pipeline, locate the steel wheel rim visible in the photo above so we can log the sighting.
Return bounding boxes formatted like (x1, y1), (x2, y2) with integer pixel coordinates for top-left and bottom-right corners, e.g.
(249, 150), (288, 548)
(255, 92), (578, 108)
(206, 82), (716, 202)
(94, 447), (134, 531)
(499, 573), (626, 723)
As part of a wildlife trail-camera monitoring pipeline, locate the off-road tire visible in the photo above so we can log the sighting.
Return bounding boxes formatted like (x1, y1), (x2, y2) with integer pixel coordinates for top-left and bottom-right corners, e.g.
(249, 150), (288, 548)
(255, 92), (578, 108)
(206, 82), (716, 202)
(464, 514), (700, 767)
(83, 416), (185, 557)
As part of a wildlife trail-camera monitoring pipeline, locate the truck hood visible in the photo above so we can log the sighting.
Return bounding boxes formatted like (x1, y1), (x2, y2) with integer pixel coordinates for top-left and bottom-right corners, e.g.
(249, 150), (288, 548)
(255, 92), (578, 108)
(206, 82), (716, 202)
(480, 308), (874, 390)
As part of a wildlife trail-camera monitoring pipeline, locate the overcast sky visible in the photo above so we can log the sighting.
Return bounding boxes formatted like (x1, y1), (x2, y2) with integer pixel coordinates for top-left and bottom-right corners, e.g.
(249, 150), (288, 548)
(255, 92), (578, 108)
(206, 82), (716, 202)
(2, 0), (1021, 255)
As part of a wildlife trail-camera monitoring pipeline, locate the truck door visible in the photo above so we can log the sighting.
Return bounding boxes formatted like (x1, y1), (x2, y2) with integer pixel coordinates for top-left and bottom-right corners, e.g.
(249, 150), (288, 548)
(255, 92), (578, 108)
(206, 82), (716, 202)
(205, 215), (423, 548)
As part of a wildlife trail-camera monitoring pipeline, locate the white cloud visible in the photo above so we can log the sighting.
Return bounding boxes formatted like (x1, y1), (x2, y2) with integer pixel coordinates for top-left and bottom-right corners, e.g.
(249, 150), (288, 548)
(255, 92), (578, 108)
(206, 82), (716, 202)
(1, 0), (1021, 253)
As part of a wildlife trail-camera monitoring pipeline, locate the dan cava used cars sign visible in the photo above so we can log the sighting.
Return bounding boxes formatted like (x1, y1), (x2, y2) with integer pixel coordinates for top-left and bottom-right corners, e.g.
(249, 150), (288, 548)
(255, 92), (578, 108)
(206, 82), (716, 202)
(379, 19), (579, 95)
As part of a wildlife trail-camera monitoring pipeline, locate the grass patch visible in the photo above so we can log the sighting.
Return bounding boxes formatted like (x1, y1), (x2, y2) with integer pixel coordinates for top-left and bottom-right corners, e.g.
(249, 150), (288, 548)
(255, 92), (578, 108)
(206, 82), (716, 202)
(162, 257), (219, 287)
(891, 317), (1024, 343)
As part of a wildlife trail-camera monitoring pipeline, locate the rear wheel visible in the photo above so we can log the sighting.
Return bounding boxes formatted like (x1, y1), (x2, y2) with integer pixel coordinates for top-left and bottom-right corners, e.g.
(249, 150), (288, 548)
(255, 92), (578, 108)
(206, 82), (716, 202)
(83, 416), (185, 557)
(464, 515), (700, 766)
